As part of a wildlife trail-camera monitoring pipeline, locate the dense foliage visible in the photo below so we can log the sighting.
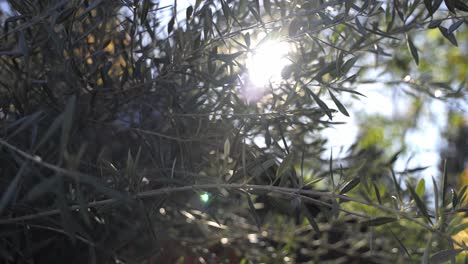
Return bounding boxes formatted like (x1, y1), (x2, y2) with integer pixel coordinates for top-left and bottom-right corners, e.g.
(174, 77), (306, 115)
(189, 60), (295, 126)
(0, 0), (467, 263)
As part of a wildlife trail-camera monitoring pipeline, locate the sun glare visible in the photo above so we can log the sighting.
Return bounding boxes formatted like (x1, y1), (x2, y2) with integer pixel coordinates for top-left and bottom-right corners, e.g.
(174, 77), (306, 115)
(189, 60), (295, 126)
(246, 41), (290, 87)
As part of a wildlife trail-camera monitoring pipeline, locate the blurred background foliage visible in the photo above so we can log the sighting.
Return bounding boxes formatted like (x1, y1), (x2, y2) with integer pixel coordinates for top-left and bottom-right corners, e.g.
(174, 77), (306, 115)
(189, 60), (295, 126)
(0, 0), (467, 263)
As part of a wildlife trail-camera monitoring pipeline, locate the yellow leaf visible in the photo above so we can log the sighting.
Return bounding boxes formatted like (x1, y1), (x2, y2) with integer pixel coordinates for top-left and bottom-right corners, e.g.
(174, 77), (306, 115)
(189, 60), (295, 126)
(87, 34), (95, 44)
(104, 41), (115, 54)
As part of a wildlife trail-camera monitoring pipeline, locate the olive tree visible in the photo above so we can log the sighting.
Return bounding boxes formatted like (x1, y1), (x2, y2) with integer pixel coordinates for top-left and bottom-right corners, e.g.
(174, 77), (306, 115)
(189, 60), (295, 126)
(0, 0), (467, 263)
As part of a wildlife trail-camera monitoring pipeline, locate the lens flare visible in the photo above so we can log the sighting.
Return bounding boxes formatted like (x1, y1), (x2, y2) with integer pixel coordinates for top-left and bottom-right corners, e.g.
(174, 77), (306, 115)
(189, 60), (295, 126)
(246, 41), (290, 87)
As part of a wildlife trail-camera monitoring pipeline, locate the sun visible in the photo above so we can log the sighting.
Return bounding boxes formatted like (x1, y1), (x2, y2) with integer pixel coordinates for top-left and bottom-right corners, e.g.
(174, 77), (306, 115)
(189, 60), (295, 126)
(246, 40), (290, 87)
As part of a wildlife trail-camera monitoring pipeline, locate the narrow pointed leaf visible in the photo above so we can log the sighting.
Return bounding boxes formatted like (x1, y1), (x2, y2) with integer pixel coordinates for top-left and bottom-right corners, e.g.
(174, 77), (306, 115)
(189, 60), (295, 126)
(442, 159), (448, 206)
(448, 20), (463, 34)
(428, 19), (442, 29)
(276, 152), (293, 182)
(140, 0), (151, 24)
(340, 177), (360, 195)
(432, 176), (439, 220)
(430, 249), (463, 264)
(424, 0), (434, 15)
(308, 89), (332, 119)
(329, 90), (349, 116)
(332, 87), (366, 97)
(390, 168), (402, 200)
(341, 56), (359, 74)
(221, 0), (230, 24)
(390, 229), (411, 258)
(407, 182), (433, 225)
(362, 217), (397, 226)
(7, 111), (43, 140)
(439, 26), (458, 46)
(373, 182), (382, 204)
(243, 32), (251, 47)
(302, 204), (320, 234)
(0, 164), (26, 214)
(452, 189), (459, 208)
(203, 8), (212, 38)
(453, 0), (468, 12)
(449, 222), (468, 236)
(407, 35), (419, 65)
(168, 16), (175, 34)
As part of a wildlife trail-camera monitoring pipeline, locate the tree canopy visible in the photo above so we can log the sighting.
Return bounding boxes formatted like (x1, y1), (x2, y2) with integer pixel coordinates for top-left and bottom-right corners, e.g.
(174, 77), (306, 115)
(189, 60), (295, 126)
(0, 0), (467, 263)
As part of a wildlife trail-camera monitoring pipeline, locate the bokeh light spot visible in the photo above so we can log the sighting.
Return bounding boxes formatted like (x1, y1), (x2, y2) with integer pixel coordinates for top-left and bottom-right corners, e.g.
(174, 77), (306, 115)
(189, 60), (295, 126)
(200, 192), (210, 203)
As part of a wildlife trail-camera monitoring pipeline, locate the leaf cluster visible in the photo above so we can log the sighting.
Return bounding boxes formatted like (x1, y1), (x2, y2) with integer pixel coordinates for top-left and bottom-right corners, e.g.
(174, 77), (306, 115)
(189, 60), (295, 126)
(0, 0), (466, 263)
